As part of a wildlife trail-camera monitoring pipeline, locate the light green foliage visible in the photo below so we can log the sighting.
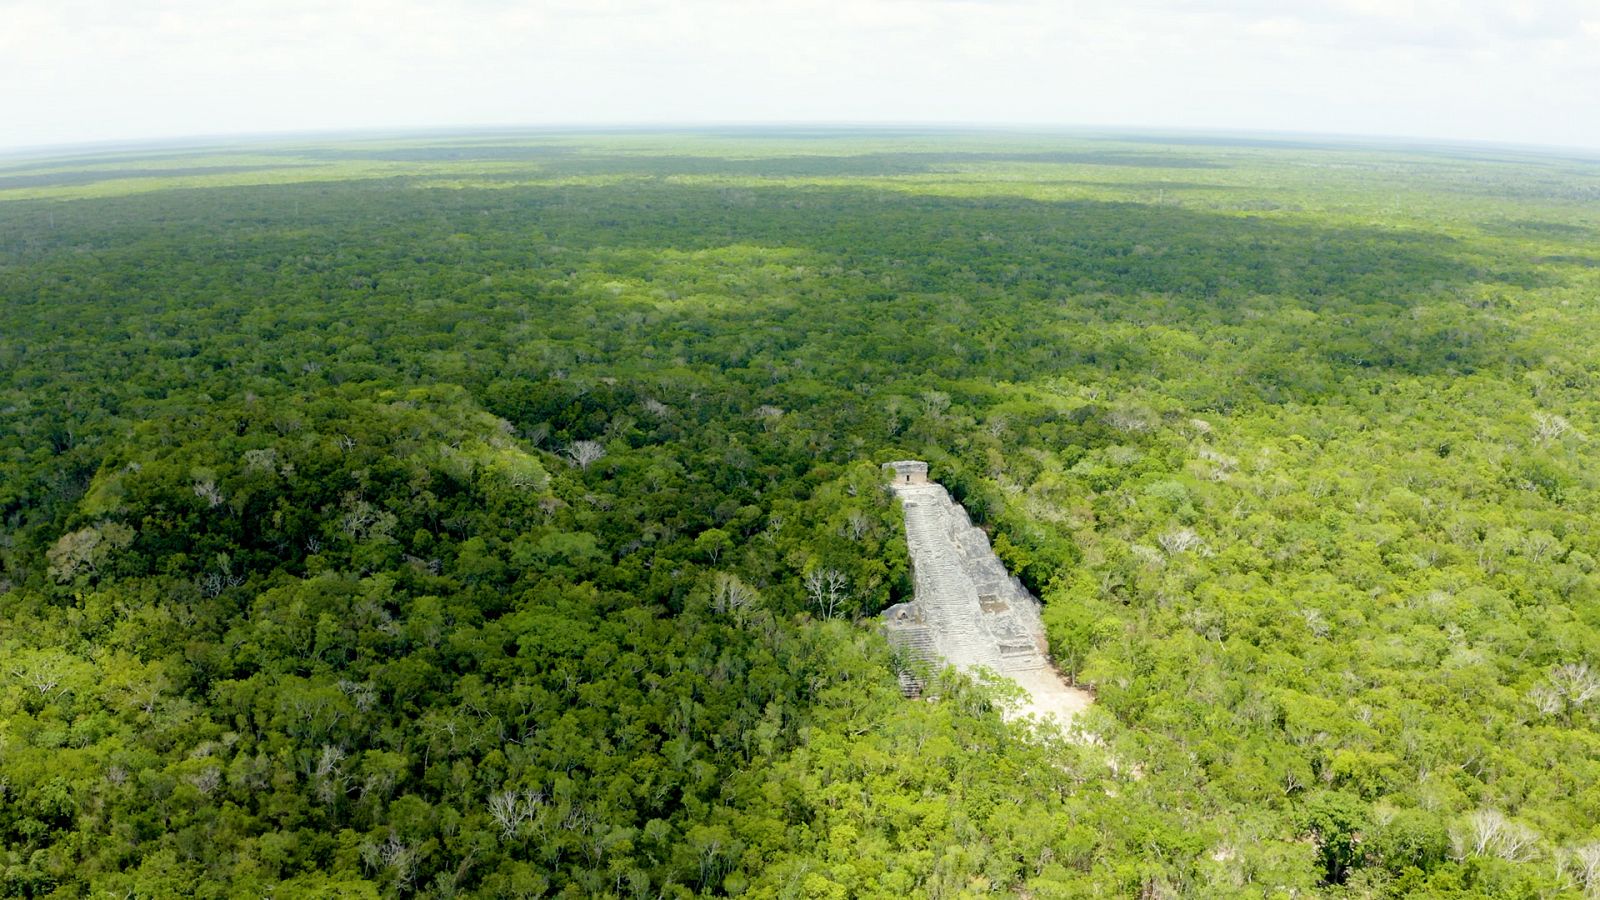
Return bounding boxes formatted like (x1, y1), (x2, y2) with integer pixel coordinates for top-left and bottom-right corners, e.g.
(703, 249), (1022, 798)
(1, 130), (1598, 896)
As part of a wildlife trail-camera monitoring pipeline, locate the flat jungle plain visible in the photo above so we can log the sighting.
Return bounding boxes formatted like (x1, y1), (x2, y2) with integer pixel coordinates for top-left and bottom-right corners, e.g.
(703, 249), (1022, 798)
(2, 130), (1599, 898)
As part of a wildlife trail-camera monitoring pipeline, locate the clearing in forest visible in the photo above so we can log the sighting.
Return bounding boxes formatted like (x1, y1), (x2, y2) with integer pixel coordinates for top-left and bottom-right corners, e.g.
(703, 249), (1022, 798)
(881, 462), (1092, 731)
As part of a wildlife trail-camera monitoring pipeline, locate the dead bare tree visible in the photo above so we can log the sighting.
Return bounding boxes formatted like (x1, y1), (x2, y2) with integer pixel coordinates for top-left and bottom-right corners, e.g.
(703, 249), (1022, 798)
(360, 834), (417, 892)
(487, 788), (545, 840)
(1561, 842), (1600, 897)
(803, 567), (849, 619)
(10, 650), (70, 698)
(193, 478), (225, 507)
(1452, 809), (1541, 863)
(710, 572), (758, 616)
(565, 440), (606, 469)
(1157, 527), (1203, 556)
(1551, 662), (1600, 706)
(46, 522), (134, 582)
(1533, 412), (1574, 446)
(312, 745), (349, 804)
(1529, 661), (1600, 722)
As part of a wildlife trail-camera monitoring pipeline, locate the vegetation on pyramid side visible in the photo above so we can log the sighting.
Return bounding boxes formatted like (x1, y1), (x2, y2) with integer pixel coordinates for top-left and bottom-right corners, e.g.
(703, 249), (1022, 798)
(1, 131), (1598, 897)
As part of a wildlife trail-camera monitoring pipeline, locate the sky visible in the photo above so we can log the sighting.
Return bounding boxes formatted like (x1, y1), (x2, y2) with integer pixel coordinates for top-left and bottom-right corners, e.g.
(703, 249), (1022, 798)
(3, 0), (1599, 151)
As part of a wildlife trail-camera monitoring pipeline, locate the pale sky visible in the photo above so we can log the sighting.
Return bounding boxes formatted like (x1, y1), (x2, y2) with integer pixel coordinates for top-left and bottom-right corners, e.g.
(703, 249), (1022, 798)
(3, 0), (1599, 151)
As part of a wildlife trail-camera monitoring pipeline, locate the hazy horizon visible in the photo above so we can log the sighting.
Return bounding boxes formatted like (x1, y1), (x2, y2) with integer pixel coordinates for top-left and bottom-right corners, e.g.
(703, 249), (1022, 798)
(4, 0), (1598, 154)
(6, 121), (1600, 163)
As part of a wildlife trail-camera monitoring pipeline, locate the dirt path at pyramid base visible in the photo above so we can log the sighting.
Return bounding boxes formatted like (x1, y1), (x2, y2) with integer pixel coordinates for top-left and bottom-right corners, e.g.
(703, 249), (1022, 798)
(1003, 666), (1094, 731)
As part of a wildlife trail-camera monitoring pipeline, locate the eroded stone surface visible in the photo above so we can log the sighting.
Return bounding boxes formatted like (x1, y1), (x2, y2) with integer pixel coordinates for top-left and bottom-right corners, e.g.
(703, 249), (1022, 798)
(884, 478), (1092, 730)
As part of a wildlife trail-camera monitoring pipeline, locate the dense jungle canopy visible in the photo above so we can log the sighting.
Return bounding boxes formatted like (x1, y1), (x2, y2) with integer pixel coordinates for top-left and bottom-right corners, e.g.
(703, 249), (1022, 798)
(2, 130), (1599, 897)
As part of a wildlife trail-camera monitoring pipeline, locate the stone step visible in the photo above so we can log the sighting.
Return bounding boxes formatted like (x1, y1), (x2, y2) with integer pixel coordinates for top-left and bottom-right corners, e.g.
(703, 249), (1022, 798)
(897, 670), (925, 698)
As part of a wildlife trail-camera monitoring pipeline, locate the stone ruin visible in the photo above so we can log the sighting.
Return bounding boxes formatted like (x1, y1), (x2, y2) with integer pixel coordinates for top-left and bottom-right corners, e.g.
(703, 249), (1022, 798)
(881, 461), (1091, 728)
(882, 460), (929, 485)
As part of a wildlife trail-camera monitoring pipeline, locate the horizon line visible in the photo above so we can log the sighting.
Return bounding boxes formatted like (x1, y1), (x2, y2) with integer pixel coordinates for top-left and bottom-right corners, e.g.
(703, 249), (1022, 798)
(3, 121), (1599, 163)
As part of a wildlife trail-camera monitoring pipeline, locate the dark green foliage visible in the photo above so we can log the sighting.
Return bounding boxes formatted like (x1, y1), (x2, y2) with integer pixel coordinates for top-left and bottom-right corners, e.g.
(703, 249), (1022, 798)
(1305, 791), (1368, 885)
